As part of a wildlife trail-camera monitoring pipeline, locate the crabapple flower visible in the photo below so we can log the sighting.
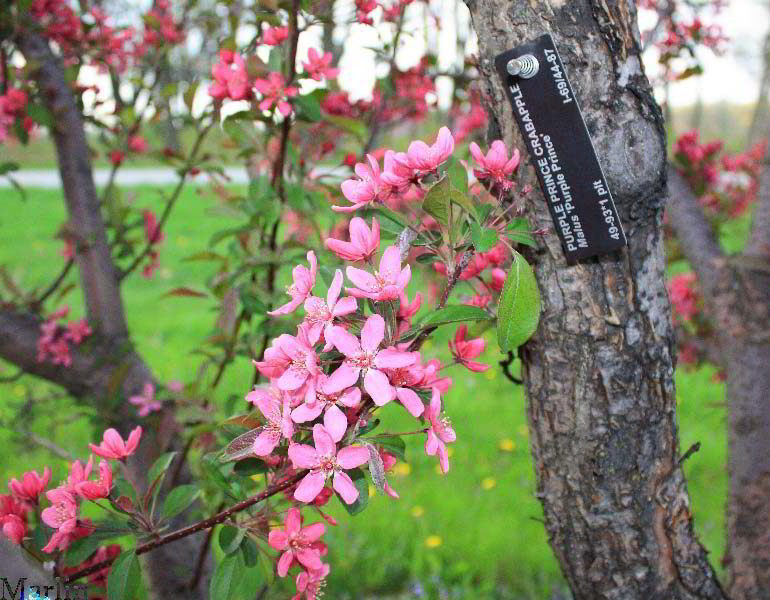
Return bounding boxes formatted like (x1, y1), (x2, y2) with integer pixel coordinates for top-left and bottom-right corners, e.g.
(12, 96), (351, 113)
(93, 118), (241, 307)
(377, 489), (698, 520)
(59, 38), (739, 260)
(294, 564), (330, 600)
(469, 140), (520, 190)
(291, 373), (361, 433)
(128, 135), (149, 154)
(345, 246), (411, 302)
(668, 273), (699, 322)
(268, 251), (317, 316)
(75, 460), (113, 500)
(302, 48), (339, 81)
(89, 426), (142, 460)
(404, 126), (454, 174)
(129, 382), (162, 417)
(263, 25), (288, 46)
(65, 458), (93, 494)
(449, 325), (489, 372)
(41, 488), (78, 535)
(254, 72), (298, 116)
(382, 362), (425, 417)
(380, 150), (416, 194)
(209, 51), (250, 101)
(289, 425), (369, 504)
(302, 269), (357, 345)
(246, 386), (294, 456)
(268, 507), (326, 577)
(490, 268), (506, 292)
(1, 513), (25, 544)
(334, 154), (383, 213)
(66, 319), (92, 343)
(325, 314), (416, 406)
(8, 468), (51, 504)
(424, 388), (456, 473)
(253, 334), (319, 403)
(324, 217), (380, 262)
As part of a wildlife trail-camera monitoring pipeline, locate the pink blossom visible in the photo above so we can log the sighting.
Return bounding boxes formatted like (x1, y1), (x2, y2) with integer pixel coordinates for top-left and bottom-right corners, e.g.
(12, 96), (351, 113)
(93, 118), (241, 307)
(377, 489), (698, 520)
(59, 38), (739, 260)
(0, 495), (27, 545)
(382, 362), (425, 417)
(449, 325), (489, 372)
(302, 48), (339, 81)
(302, 269), (358, 345)
(253, 334), (319, 403)
(345, 245), (411, 302)
(263, 25), (289, 46)
(254, 72), (298, 116)
(489, 268), (506, 292)
(324, 217), (380, 262)
(128, 135), (149, 154)
(75, 460), (113, 500)
(268, 507), (326, 576)
(291, 375), (361, 441)
(89, 426), (142, 460)
(41, 487), (78, 535)
(293, 564), (330, 600)
(469, 140), (520, 189)
(424, 388), (456, 473)
(246, 386), (294, 456)
(143, 209), (165, 245)
(209, 51), (250, 101)
(66, 319), (92, 343)
(325, 314), (416, 406)
(129, 382), (162, 417)
(269, 251), (317, 316)
(65, 458), (94, 494)
(288, 425), (369, 504)
(109, 150), (125, 166)
(404, 126), (454, 174)
(8, 467), (51, 504)
(380, 150), (416, 195)
(668, 273), (699, 323)
(417, 359), (452, 394)
(334, 154), (384, 213)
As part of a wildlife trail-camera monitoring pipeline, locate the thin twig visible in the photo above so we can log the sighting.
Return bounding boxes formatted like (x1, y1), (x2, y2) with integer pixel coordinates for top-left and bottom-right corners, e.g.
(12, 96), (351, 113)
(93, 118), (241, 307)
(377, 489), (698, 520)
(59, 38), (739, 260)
(62, 471), (306, 583)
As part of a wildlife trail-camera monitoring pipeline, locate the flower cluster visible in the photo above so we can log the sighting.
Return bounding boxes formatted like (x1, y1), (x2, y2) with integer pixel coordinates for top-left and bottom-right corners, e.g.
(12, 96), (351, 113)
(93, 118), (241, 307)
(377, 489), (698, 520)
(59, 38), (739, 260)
(0, 88), (33, 143)
(36, 306), (92, 367)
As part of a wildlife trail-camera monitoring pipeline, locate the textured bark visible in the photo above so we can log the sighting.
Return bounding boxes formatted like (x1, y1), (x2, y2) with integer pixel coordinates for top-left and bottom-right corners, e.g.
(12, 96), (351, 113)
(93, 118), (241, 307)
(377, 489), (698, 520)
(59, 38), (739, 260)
(7, 30), (211, 600)
(669, 166), (770, 600)
(466, 1), (725, 598)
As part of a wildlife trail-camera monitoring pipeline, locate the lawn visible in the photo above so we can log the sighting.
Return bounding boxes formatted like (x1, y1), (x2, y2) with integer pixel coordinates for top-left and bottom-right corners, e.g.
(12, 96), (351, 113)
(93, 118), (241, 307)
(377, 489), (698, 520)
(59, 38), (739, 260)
(0, 184), (729, 599)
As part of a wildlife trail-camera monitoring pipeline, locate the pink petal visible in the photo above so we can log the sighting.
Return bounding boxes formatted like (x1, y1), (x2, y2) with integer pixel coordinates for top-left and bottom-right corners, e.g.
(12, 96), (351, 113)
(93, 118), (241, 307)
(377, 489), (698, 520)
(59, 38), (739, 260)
(332, 471), (359, 504)
(326, 326), (360, 357)
(277, 368), (307, 391)
(277, 550), (294, 576)
(374, 348), (416, 369)
(327, 270), (343, 307)
(291, 402), (323, 423)
(323, 405), (348, 443)
(396, 387), (424, 417)
(296, 547), (323, 572)
(312, 424), (336, 457)
(336, 446), (369, 469)
(325, 364), (360, 393)
(294, 472), (326, 503)
(378, 246), (401, 282)
(300, 522), (325, 542)
(332, 296), (358, 317)
(268, 530), (289, 551)
(286, 507), (302, 536)
(360, 314), (385, 352)
(253, 430), (281, 456)
(339, 386), (361, 408)
(364, 368), (394, 406)
(288, 444), (319, 469)
(345, 267), (378, 293)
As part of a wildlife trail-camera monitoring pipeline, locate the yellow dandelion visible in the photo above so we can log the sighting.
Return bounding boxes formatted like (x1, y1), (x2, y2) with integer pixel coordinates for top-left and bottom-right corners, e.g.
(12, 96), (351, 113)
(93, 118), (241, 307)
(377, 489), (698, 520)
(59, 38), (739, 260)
(393, 462), (411, 477)
(481, 477), (497, 490)
(498, 438), (515, 452)
(411, 505), (425, 518)
(424, 535), (442, 548)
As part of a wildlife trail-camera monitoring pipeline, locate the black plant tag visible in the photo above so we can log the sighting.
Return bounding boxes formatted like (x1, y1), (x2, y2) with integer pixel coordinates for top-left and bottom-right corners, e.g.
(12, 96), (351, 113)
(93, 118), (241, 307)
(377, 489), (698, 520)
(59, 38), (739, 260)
(495, 33), (626, 261)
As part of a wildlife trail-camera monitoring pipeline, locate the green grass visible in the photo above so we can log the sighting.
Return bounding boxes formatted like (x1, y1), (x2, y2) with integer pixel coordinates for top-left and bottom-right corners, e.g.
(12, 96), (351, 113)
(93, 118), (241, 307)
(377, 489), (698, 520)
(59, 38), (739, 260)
(0, 185), (731, 599)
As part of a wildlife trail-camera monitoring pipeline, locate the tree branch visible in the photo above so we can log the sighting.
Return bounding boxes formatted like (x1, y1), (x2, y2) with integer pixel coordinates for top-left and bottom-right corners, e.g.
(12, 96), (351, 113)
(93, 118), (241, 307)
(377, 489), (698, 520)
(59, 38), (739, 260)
(746, 148), (770, 257)
(61, 471), (306, 583)
(666, 166), (725, 297)
(15, 31), (127, 338)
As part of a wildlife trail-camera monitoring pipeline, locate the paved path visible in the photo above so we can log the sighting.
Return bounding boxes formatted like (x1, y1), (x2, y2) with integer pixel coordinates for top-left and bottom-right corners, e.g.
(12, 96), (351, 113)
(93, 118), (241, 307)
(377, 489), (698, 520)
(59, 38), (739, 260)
(0, 167), (251, 188)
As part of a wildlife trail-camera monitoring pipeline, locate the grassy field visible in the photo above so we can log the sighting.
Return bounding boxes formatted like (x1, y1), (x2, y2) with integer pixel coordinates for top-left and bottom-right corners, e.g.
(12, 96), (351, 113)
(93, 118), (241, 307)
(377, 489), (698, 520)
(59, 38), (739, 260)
(0, 184), (731, 599)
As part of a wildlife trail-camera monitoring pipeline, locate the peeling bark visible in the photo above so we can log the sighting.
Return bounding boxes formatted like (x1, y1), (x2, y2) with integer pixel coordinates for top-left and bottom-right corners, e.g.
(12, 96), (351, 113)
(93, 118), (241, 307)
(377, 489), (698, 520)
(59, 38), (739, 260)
(466, 1), (725, 598)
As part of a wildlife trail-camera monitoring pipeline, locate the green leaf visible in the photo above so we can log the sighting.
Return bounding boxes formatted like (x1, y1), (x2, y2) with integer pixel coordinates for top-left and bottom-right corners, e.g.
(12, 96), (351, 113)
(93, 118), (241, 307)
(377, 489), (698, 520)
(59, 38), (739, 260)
(147, 452), (178, 487)
(446, 156), (468, 195)
(162, 484), (201, 519)
(0, 161), (19, 176)
(419, 305), (490, 328)
(497, 252), (541, 352)
(210, 552), (244, 599)
(219, 526), (246, 555)
(470, 222), (499, 252)
(422, 177), (450, 227)
(506, 217), (537, 247)
(339, 468), (369, 515)
(362, 435), (406, 461)
(233, 457), (269, 476)
(107, 551), (141, 600)
(240, 536), (259, 567)
(294, 93), (321, 122)
(26, 103), (54, 128)
(63, 529), (127, 567)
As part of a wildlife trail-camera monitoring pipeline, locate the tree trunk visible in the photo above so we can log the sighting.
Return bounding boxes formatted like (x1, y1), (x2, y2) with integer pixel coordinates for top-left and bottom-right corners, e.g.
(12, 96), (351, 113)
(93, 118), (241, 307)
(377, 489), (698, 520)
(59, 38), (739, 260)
(465, 1), (726, 598)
